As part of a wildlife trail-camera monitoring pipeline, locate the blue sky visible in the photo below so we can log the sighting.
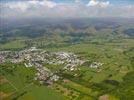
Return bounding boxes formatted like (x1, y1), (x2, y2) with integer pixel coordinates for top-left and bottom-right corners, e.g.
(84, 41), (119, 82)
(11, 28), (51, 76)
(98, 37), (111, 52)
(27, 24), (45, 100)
(0, 0), (134, 19)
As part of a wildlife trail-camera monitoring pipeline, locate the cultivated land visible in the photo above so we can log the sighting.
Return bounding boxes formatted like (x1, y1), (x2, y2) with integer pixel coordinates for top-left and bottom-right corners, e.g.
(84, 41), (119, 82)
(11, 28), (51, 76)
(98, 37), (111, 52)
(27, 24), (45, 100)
(0, 18), (134, 100)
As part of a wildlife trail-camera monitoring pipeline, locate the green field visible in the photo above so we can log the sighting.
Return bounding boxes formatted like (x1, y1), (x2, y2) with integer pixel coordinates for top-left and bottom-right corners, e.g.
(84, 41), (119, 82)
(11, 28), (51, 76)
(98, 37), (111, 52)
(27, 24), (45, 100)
(0, 7), (134, 100)
(0, 63), (68, 100)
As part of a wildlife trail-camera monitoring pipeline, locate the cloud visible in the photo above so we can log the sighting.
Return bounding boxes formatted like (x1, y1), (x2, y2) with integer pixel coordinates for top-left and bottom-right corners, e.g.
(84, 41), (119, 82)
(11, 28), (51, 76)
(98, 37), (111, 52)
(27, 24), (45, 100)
(0, 0), (133, 19)
(87, 0), (99, 6)
(87, 0), (110, 7)
(75, 0), (80, 3)
(5, 0), (57, 11)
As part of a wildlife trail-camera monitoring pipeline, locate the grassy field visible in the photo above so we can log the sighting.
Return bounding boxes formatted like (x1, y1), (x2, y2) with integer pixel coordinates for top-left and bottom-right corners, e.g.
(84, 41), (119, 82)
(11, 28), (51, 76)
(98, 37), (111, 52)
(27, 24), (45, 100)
(18, 85), (68, 100)
(45, 39), (133, 100)
(0, 40), (26, 50)
(0, 37), (134, 100)
(0, 63), (68, 100)
(46, 41), (133, 82)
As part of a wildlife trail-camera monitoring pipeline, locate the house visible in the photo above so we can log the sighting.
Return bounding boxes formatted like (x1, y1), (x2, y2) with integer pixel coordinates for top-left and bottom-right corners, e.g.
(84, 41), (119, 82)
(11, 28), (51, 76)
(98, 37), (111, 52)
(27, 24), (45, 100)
(90, 62), (103, 68)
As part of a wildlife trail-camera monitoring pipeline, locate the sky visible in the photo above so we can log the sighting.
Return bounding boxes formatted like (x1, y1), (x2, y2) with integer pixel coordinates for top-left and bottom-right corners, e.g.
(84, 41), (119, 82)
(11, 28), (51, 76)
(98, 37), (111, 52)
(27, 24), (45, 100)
(0, 0), (134, 19)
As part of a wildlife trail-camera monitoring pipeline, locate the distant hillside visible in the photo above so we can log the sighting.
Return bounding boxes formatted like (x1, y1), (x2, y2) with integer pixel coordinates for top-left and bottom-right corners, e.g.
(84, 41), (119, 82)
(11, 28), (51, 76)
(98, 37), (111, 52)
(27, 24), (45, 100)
(0, 18), (134, 50)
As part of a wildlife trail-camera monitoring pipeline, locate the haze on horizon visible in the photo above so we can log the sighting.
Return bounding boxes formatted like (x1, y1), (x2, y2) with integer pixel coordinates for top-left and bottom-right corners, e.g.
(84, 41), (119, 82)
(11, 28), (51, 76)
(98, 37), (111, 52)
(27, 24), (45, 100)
(0, 0), (134, 20)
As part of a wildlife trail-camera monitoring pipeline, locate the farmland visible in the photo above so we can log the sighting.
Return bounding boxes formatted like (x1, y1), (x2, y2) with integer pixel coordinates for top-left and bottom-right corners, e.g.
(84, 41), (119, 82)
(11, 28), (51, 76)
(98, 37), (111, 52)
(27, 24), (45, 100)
(0, 18), (134, 100)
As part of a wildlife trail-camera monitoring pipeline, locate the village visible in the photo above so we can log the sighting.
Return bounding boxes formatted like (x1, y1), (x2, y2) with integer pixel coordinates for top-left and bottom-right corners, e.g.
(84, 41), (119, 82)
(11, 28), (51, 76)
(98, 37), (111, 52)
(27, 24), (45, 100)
(0, 47), (103, 85)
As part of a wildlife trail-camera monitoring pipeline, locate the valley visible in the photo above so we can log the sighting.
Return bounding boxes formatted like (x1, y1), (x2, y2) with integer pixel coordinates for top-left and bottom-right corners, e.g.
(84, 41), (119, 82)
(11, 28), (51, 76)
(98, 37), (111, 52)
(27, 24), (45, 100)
(0, 18), (134, 100)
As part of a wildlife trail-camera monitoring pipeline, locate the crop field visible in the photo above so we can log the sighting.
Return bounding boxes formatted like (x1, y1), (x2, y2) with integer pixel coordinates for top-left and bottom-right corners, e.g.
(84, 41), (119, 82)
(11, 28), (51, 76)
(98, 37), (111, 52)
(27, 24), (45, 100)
(0, 17), (134, 100)
(0, 63), (69, 100)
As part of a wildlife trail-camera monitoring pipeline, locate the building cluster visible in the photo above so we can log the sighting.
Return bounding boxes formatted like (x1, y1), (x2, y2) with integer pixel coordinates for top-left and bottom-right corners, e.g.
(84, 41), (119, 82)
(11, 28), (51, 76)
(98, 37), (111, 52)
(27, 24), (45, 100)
(90, 62), (103, 68)
(0, 47), (85, 84)
(0, 55), (5, 63)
